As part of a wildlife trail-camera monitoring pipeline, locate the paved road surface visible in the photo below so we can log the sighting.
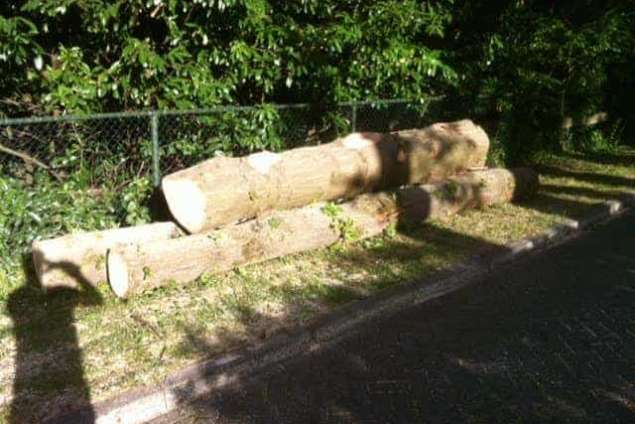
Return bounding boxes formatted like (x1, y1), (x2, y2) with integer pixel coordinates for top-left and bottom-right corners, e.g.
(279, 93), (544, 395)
(155, 211), (635, 423)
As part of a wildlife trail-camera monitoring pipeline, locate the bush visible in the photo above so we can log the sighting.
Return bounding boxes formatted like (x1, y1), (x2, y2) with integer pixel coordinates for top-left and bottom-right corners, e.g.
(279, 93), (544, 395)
(0, 1), (457, 116)
(0, 171), (152, 279)
(448, 1), (634, 163)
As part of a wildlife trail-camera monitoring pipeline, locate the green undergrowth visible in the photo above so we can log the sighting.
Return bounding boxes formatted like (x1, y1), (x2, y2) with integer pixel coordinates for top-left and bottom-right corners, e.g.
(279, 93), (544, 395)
(0, 148), (633, 421)
(0, 173), (153, 297)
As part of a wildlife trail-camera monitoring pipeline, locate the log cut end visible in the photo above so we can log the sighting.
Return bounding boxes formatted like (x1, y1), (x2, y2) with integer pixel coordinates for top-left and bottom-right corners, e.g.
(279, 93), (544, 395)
(107, 250), (129, 298)
(161, 178), (207, 233)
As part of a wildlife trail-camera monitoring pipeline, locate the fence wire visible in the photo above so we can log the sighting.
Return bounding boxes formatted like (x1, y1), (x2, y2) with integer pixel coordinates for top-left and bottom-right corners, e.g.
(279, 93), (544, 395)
(0, 99), (450, 264)
(0, 99), (448, 184)
(0, 115), (153, 184)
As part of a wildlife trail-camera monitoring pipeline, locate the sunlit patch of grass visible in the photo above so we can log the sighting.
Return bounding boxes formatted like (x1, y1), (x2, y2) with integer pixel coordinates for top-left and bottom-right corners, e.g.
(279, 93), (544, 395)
(0, 148), (633, 420)
(434, 202), (562, 244)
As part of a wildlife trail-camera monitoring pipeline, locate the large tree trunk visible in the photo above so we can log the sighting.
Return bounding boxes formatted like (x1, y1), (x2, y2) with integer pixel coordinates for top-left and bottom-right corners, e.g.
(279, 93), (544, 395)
(109, 168), (537, 298)
(32, 222), (182, 290)
(162, 120), (490, 233)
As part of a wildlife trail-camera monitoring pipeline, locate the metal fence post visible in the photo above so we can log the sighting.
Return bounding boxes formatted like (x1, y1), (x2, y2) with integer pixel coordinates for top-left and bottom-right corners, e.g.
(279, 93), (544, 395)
(151, 112), (161, 187)
(351, 103), (357, 132)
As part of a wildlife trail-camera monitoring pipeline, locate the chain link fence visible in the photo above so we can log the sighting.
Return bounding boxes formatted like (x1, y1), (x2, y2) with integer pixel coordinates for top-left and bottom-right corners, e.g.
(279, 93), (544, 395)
(0, 95), (619, 278)
(0, 98), (452, 185)
(0, 98), (455, 271)
(156, 98), (448, 180)
(0, 113), (150, 185)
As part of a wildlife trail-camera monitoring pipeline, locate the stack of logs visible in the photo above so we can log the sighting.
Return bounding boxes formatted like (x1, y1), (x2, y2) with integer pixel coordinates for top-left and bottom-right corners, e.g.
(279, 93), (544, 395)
(32, 119), (538, 298)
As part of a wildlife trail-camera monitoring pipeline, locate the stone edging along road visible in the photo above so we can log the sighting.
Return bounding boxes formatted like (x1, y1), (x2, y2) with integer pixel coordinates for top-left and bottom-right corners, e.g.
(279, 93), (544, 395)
(47, 192), (635, 424)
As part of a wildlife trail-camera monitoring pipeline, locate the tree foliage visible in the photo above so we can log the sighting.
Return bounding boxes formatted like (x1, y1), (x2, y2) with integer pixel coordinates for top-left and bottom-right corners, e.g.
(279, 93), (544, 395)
(2, 1), (632, 154)
(449, 0), (634, 161)
(1, 0), (633, 282)
(0, 0), (457, 115)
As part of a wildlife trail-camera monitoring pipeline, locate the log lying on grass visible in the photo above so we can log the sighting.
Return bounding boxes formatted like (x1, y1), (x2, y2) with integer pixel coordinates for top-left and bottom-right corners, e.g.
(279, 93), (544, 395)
(162, 119), (490, 233)
(32, 222), (182, 290)
(108, 168), (537, 298)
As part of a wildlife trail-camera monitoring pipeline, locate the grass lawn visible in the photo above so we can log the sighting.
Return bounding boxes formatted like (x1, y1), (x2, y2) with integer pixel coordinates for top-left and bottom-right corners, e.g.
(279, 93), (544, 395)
(0, 148), (633, 421)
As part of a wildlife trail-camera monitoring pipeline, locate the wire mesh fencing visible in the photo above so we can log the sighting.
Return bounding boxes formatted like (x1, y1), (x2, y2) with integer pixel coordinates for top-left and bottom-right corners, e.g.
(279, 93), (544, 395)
(0, 98), (450, 268)
(0, 98), (449, 186)
(0, 113), (154, 184)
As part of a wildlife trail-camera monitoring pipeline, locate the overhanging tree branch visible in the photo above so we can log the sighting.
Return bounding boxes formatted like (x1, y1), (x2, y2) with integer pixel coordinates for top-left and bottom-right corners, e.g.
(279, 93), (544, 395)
(0, 143), (62, 182)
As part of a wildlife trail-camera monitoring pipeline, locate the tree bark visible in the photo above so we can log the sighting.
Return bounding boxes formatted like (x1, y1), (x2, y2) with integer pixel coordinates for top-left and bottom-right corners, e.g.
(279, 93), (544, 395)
(32, 222), (182, 290)
(161, 120), (490, 233)
(109, 168), (537, 298)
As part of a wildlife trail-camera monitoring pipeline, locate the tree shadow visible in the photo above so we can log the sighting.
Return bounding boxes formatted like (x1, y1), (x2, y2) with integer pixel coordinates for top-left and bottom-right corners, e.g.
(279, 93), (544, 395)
(525, 192), (602, 221)
(9, 125), (631, 422)
(535, 164), (635, 188)
(158, 211), (635, 424)
(6, 253), (103, 423)
(157, 141), (635, 422)
(527, 153), (635, 220)
(560, 150), (635, 168)
(160, 166), (542, 422)
(539, 183), (630, 200)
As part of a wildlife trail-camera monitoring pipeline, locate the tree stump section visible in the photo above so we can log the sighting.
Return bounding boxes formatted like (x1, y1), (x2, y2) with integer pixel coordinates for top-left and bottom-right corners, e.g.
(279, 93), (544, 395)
(109, 168), (537, 298)
(32, 222), (182, 290)
(162, 120), (490, 233)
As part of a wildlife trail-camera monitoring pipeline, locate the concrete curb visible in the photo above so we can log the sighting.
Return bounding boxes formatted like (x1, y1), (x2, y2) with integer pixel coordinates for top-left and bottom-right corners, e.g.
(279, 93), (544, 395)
(48, 193), (635, 424)
(490, 193), (635, 267)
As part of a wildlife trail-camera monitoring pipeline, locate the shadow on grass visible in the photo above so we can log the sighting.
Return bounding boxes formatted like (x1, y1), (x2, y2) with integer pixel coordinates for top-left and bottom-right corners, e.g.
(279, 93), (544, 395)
(526, 157), (635, 220)
(165, 211), (635, 424)
(539, 183), (631, 201)
(561, 150), (635, 168)
(535, 164), (635, 188)
(524, 192), (598, 221)
(6, 254), (102, 423)
(169, 223), (511, 361)
(160, 149), (635, 422)
(5, 148), (634, 422)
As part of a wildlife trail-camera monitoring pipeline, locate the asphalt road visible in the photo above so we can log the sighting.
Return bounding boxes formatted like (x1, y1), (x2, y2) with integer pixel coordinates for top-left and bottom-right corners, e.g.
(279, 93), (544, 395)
(155, 211), (635, 423)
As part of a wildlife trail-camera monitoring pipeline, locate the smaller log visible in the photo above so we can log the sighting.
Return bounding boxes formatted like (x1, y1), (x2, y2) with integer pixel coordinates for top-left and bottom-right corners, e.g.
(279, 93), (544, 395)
(108, 168), (538, 298)
(32, 222), (182, 290)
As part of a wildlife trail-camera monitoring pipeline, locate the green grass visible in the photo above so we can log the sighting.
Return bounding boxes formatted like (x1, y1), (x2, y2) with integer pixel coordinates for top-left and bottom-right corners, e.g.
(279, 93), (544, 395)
(0, 148), (633, 421)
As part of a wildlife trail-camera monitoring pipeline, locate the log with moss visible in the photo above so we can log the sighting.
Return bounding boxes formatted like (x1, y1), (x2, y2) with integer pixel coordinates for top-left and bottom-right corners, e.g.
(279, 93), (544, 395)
(31, 222), (182, 290)
(108, 168), (537, 298)
(161, 119), (490, 233)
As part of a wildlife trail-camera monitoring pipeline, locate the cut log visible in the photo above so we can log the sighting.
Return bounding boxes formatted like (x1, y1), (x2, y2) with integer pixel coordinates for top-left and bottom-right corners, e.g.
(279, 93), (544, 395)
(32, 222), (182, 290)
(109, 168), (537, 298)
(162, 119), (490, 233)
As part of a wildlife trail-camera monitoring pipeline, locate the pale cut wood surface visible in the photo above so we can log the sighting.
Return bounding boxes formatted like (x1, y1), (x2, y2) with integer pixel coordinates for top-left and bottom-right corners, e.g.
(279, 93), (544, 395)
(162, 120), (490, 233)
(110, 168), (537, 298)
(32, 222), (182, 290)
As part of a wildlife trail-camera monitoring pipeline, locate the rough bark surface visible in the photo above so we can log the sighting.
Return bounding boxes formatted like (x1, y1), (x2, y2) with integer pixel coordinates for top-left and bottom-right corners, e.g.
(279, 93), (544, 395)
(32, 222), (182, 290)
(162, 120), (490, 233)
(109, 168), (537, 298)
